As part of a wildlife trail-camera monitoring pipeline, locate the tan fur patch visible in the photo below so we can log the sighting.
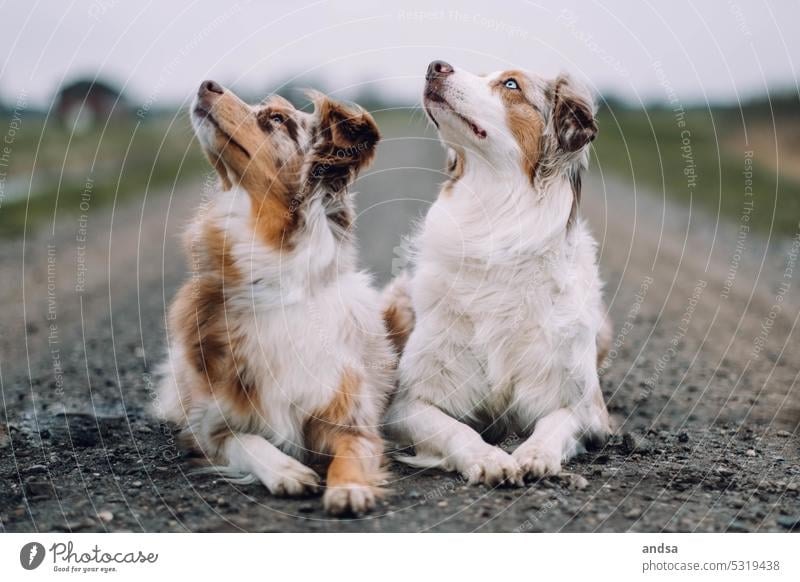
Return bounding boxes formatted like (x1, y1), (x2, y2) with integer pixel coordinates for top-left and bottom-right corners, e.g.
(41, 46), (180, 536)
(304, 366), (361, 455)
(492, 71), (545, 184)
(441, 149), (465, 197)
(169, 225), (260, 421)
(199, 89), (299, 250)
(326, 433), (370, 486)
(383, 299), (414, 356)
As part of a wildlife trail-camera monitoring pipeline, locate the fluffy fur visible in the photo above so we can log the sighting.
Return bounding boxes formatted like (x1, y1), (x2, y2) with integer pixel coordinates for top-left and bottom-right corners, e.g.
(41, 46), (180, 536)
(155, 81), (395, 515)
(384, 62), (612, 485)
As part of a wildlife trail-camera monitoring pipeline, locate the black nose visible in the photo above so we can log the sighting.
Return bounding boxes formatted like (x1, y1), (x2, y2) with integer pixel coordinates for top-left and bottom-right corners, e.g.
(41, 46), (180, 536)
(200, 80), (224, 95)
(426, 60), (454, 81)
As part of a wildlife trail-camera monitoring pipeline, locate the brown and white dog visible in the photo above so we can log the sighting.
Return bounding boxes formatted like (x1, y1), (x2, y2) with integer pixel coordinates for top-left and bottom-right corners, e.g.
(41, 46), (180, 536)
(384, 61), (612, 485)
(155, 81), (395, 515)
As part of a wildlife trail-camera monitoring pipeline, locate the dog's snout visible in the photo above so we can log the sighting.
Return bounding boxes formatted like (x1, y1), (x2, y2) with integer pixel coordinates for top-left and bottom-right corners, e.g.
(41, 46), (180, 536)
(199, 80), (224, 96)
(426, 60), (454, 81)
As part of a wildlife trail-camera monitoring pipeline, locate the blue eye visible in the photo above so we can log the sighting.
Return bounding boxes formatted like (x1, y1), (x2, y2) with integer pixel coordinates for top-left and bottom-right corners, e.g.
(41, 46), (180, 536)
(505, 79), (518, 90)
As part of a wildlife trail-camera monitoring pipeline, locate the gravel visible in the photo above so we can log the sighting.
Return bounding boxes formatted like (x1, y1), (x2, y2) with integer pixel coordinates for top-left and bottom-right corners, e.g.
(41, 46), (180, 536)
(1, 137), (798, 532)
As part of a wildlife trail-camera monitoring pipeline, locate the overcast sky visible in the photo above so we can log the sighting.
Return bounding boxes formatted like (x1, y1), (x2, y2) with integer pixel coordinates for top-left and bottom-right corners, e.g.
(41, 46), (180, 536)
(1, 0), (798, 109)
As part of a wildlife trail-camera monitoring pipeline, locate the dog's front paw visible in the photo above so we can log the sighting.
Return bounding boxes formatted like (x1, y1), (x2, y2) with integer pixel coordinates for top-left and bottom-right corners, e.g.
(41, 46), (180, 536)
(264, 458), (320, 497)
(513, 443), (562, 480)
(323, 483), (376, 516)
(460, 447), (522, 487)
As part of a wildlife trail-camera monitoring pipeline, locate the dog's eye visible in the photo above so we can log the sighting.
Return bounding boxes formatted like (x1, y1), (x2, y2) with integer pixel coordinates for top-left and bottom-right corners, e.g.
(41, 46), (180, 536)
(504, 79), (519, 90)
(270, 113), (284, 125)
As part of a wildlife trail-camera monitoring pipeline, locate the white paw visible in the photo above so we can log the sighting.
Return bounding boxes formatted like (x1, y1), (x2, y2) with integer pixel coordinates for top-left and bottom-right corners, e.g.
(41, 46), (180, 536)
(460, 447), (522, 487)
(323, 483), (376, 516)
(513, 443), (562, 480)
(262, 458), (320, 497)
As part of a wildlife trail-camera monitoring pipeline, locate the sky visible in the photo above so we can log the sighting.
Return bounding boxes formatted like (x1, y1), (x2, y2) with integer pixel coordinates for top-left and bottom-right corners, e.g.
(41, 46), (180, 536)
(1, 0), (798, 109)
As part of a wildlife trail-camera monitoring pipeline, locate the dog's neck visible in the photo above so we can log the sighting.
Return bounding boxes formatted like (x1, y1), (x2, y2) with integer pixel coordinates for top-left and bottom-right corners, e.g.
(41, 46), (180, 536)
(448, 149), (583, 254)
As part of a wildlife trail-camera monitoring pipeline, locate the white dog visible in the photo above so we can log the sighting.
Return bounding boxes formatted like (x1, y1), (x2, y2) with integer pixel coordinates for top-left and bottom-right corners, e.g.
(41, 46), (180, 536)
(383, 61), (612, 485)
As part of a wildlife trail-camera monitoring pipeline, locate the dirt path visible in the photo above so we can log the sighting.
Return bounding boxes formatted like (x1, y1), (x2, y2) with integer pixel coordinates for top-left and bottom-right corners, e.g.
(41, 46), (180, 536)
(1, 128), (798, 532)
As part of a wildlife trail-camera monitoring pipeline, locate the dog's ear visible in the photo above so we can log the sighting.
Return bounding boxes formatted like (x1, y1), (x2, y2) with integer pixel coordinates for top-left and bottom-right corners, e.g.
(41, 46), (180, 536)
(306, 92), (380, 192)
(552, 75), (597, 153)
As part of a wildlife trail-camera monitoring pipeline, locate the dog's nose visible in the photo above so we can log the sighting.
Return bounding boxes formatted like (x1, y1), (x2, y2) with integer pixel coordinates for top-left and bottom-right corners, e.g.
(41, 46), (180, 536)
(199, 80), (224, 96)
(426, 60), (454, 81)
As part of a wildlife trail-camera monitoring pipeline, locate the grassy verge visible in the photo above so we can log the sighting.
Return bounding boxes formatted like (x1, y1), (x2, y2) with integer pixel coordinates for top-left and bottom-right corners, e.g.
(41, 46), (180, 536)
(591, 98), (800, 237)
(0, 113), (206, 236)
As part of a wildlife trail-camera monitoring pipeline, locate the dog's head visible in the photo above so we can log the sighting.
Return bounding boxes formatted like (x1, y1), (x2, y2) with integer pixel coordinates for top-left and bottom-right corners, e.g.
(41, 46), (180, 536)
(191, 81), (379, 198)
(422, 61), (597, 183)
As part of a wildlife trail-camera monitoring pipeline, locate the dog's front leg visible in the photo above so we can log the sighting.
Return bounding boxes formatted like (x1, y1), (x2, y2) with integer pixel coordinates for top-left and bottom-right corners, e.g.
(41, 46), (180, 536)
(390, 398), (521, 486)
(512, 407), (582, 478)
(512, 379), (610, 479)
(222, 433), (321, 495)
(323, 431), (386, 516)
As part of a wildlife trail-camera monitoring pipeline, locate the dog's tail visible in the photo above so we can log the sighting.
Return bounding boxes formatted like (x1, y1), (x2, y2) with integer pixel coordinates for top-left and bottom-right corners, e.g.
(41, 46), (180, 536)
(381, 272), (415, 357)
(393, 452), (449, 470)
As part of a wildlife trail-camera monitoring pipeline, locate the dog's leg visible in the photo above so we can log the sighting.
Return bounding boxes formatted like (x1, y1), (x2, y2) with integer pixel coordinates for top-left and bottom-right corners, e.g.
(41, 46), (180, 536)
(512, 407), (582, 478)
(222, 433), (320, 496)
(323, 431), (386, 516)
(513, 369), (610, 479)
(390, 398), (521, 486)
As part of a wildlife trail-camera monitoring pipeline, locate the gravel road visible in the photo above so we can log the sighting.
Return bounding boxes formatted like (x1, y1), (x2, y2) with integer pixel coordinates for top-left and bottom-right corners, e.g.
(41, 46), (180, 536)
(1, 120), (799, 532)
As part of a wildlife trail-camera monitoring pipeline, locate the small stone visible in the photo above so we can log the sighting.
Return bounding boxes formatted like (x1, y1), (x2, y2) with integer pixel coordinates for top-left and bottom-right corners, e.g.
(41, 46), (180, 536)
(621, 433), (650, 454)
(437, 500), (448, 508)
(678, 432), (690, 443)
(23, 464), (49, 475)
(624, 507), (642, 519)
(408, 490), (421, 500)
(24, 477), (53, 499)
(566, 474), (589, 490)
(131, 480), (143, 488)
(775, 430), (792, 438)
(745, 449), (756, 457)
(97, 510), (113, 523)
(777, 515), (800, 531)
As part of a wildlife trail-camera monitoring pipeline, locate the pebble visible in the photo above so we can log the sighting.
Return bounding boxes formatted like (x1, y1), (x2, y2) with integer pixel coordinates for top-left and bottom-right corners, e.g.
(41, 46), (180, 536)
(437, 500), (448, 508)
(624, 507), (643, 519)
(97, 510), (114, 523)
(678, 432), (690, 443)
(566, 474), (589, 490)
(131, 480), (143, 488)
(775, 430), (792, 438)
(24, 477), (53, 499)
(745, 449), (756, 457)
(621, 433), (650, 454)
(777, 515), (800, 531)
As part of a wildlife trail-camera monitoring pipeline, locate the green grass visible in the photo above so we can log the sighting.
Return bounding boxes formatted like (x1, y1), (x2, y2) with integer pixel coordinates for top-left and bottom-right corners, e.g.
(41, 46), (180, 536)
(591, 100), (800, 237)
(0, 113), (206, 236)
